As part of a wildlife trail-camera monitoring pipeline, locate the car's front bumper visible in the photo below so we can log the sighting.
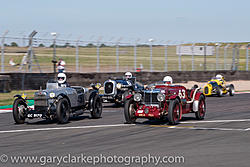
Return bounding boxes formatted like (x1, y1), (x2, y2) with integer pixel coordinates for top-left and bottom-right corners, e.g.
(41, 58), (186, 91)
(135, 105), (162, 119)
(100, 94), (116, 102)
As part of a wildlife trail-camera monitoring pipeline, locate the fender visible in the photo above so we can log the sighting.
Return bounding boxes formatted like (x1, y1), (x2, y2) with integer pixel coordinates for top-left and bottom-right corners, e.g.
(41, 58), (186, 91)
(14, 94), (27, 102)
(13, 95), (28, 107)
(14, 94), (23, 99)
(169, 95), (181, 102)
(193, 92), (205, 112)
(57, 93), (71, 107)
(126, 94), (133, 100)
(194, 92), (205, 101)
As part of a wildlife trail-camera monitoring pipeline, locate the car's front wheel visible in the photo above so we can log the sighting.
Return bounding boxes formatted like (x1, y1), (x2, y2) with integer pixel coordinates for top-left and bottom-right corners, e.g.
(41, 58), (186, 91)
(13, 98), (26, 124)
(229, 84), (235, 96)
(168, 99), (181, 125)
(124, 99), (136, 124)
(56, 98), (70, 124)
(216, 87), (223, 97)
(195, 95), (206, 120)
(91, 95), (102, 118)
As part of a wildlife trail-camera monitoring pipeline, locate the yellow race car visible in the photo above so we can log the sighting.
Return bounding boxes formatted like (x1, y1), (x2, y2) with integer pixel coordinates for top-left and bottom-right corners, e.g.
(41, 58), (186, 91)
(203, 77), (235, 97)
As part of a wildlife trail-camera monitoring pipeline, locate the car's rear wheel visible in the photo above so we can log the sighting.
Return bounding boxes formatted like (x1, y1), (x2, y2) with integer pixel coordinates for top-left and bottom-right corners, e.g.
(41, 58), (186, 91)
(91, 95), (102, 118)
(195, 95), (206, 120)
(56, 98), (70, 124)
(124, 99), (136, 124)
(229, 84), (235, 96)
(168, 99), (181, 125)
(13, 98), (26, 124)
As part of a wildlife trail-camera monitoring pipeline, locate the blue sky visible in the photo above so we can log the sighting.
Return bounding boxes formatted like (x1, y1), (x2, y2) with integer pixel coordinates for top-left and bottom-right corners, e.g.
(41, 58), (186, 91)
(1, 0), (249, 43)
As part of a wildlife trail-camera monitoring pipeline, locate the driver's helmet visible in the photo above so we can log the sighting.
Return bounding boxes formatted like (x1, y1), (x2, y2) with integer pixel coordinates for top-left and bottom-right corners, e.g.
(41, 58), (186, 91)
(57, 73), (66, 84)
(216, 74), (224, 81)
(163, 76), (173, 84)
(125, 72), (132, 79)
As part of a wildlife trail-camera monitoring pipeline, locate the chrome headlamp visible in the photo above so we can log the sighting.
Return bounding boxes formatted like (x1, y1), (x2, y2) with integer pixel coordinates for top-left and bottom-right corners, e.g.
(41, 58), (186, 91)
(157, 93), (165, 102)
(134, 93), (142, 102)
(116, 83), (122, 89)
(49, 92), (55, 98)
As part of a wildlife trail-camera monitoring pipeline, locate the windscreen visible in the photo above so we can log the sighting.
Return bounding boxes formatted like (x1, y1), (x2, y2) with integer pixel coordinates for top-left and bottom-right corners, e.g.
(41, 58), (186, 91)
(46, 80), (58, 89)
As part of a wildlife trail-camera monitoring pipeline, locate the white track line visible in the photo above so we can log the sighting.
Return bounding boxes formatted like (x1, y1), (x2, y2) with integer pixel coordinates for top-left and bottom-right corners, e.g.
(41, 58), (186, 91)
(150, 125), (250, 131)
(0, 110), (121, 114)
(235, 91), (250, 94)
(180, 119), (250, 124)
(0, 124), (135, 134)
(0, 110), (12, 113)
(175, 126), (248, 131)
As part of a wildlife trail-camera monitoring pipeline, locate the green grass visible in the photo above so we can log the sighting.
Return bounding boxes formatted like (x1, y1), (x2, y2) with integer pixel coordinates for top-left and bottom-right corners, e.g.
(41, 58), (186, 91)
(3, 45), (250, 72)
(0, 90), (36, 106)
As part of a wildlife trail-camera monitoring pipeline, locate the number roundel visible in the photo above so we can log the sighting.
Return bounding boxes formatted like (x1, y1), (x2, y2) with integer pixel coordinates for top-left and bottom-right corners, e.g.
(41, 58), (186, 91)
(178, 89), (186, 99)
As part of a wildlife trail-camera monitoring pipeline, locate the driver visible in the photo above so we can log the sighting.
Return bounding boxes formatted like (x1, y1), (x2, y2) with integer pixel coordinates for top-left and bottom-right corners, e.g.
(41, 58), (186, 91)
(57, 73), (69, 87)
(215, 74), (225, 84)
(216, 74), (224, 81)
(163, 76), (173, 85)
(125, 72), (132, 80)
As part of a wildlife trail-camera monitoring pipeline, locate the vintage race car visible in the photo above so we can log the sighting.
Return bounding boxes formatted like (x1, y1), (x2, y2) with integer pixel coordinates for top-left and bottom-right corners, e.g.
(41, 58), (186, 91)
(124, 82), (206, 125)
(13, 80), (102, 124)
(100, 77), (144, 106)
(203, 77), (235, 97)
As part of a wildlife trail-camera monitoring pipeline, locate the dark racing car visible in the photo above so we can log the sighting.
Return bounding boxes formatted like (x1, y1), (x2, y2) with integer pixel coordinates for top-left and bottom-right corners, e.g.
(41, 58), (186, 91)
(13, 80), (102, 124)
(124, 81), (206, 125)
(101, 77), (144, 106)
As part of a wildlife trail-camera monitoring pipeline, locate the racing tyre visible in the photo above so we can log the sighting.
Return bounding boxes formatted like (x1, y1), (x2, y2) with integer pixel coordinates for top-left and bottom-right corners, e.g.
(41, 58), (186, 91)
(168, 99), (181, 125)
(91, 95), (102, 118)
(216, 87), (223, 97)
(195, 95), (206, 120)
(123, 91), (130, 102)
(13, 98), (26, 124)
(124, 99), (136, 124)
(56, 98), (70, 124)
(229, 84), (235, 96)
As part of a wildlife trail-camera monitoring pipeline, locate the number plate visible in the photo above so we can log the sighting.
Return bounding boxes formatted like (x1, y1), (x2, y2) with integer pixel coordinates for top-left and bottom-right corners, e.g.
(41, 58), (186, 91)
(27, 114), (43, 118)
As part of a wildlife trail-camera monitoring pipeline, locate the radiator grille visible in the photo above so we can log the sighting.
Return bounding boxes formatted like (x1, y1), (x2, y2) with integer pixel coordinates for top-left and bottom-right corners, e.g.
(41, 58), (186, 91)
(204, 87), (209, 94)
(34, 95), (48, 106)
(104, 82), (114, 94)
(144, 92), (158, 104)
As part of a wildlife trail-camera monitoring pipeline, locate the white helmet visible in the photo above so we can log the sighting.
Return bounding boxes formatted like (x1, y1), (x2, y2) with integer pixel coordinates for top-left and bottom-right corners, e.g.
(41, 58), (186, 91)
(216, 74), (224, 80)
(163, 76), (173, 84)
(57, 73), (66, 84)
(125, 72), (132, 79)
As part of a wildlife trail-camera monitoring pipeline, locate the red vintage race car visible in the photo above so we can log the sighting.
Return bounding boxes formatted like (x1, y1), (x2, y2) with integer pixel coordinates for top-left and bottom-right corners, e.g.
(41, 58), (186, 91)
(124, 81), (206, 125)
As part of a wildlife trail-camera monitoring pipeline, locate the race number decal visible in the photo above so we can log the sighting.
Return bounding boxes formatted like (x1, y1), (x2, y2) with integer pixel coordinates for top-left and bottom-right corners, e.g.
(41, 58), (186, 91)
(178, 89), (186, 99)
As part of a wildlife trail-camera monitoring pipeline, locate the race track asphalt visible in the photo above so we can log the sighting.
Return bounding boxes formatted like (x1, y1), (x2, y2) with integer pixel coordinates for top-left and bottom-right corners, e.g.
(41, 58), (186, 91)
(0, 94), (250, 167)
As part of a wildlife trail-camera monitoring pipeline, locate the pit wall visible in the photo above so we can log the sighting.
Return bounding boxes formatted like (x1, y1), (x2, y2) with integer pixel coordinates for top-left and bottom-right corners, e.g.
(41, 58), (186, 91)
(0, 71), (250, 91)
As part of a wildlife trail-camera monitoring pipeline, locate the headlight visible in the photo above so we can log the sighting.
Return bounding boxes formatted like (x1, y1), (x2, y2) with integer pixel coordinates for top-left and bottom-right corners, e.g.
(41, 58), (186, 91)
(134, 93), (142, 102)
(116, 83), (122, 89)
(157, 93), (165, 102)
(49, 92), (55, 98)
